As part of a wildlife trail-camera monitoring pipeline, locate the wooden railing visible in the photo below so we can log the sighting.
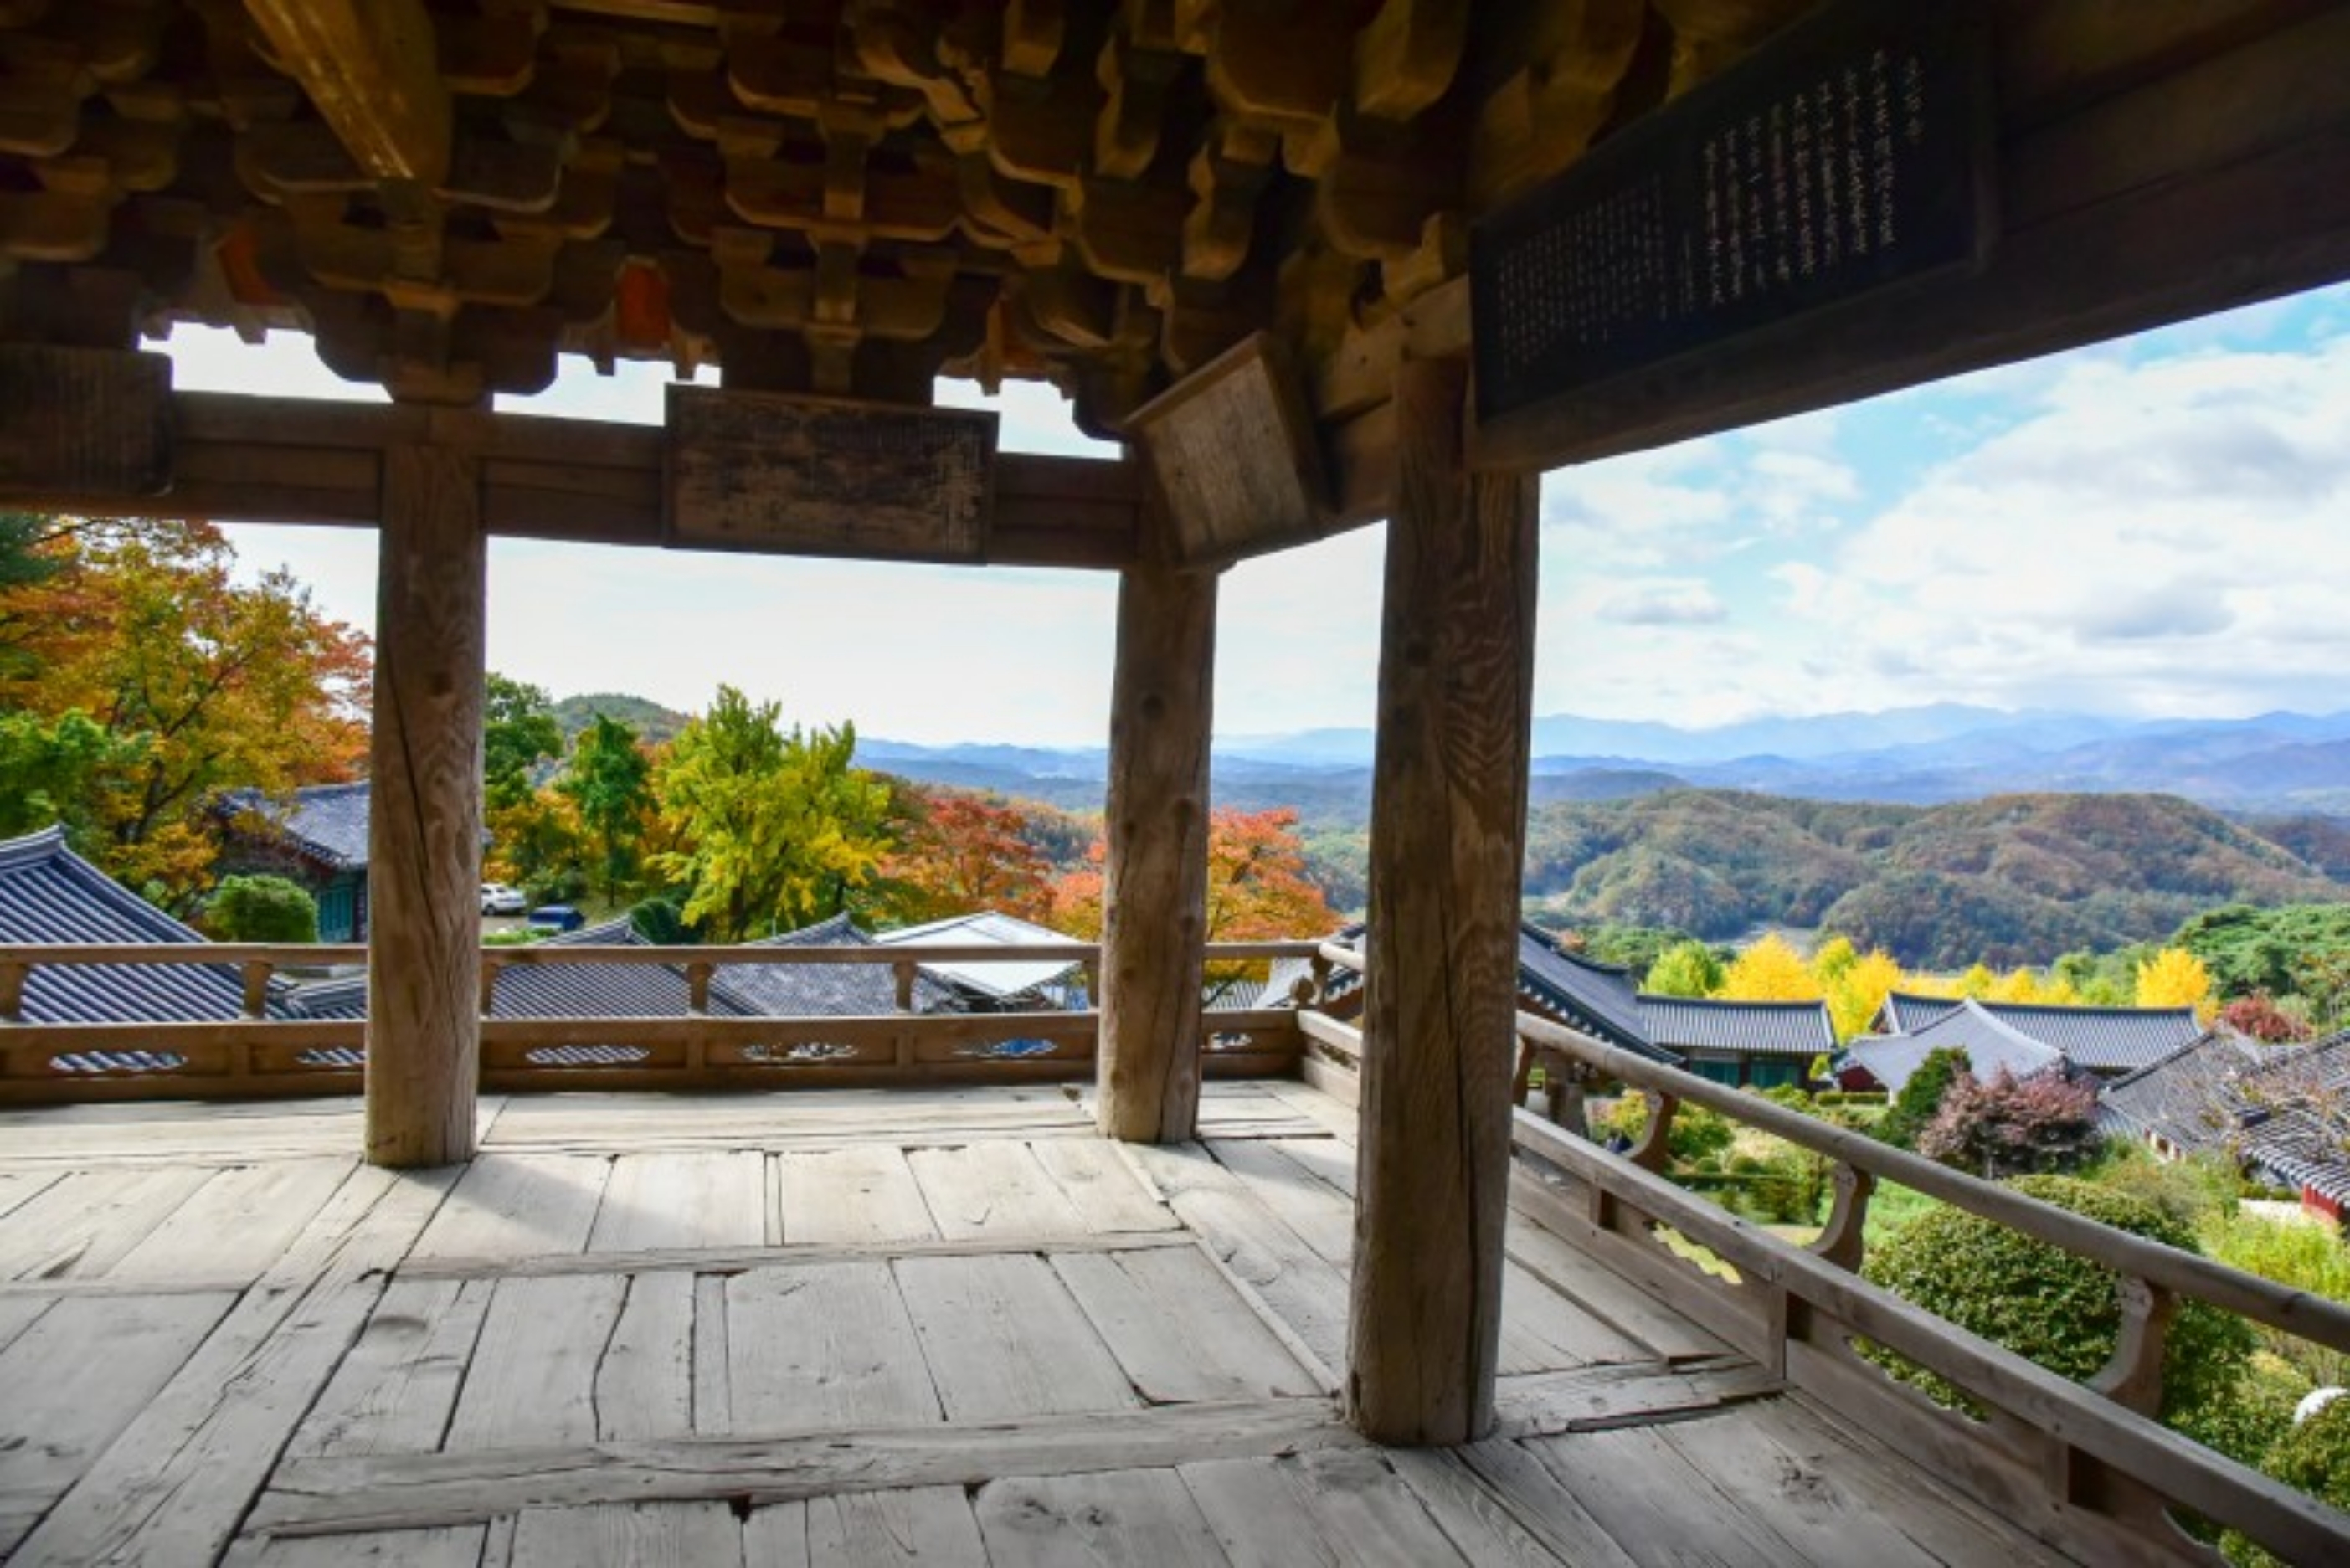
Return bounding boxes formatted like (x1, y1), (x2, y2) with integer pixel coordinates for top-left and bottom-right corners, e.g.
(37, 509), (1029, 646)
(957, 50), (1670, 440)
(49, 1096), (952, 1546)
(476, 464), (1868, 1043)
(0, 939), (1319, 1104)
(1293, 957), (2350, 1566)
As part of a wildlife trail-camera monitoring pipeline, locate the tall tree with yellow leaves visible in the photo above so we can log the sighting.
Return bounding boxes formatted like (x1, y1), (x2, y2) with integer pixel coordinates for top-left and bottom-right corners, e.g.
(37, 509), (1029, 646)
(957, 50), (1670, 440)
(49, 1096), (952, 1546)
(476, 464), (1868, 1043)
(2135, 947), (2215, 1018)
(1826, 949), (1905, 1041)
(1719, 933), (1823, 1001)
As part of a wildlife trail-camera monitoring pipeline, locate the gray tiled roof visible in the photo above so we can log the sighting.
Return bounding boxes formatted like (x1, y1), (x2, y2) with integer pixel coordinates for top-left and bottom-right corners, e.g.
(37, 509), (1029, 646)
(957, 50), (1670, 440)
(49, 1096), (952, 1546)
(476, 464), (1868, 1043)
(1282, 923), (1679, 1065)
(0, 825), (265, 1023)
(1843, 1000), (2065, 1093)
(288, 916), (764, 1021)
(2101, 1031), (2350, 1206)
(1874, 992), (2202, 1073)
(717, 913), (963, 1018)
(1638, 996), (1834, 1058)
(219, 782), (373, 871)
(2096, 1032), (2273, 1152)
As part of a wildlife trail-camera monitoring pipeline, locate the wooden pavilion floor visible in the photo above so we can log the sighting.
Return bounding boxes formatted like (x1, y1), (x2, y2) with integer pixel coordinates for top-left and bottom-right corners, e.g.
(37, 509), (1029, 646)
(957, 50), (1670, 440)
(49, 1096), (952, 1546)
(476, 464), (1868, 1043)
(0, 1080), (2069, 1565)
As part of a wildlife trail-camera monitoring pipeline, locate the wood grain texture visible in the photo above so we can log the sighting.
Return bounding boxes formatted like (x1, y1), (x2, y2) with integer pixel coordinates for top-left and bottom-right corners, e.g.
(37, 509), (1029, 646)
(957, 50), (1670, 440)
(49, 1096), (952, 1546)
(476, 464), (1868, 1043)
(1096, 561), (1217, 1143)
(1350, 356), (1538, 1444)
(723, 1262), (941, 1432)
(367, 442), (487, 1169)
(894, 1252), (1139, 1421)
(666, 386), (995, 562)
(291, 1276), (494, 1457)
(1130, 333), (1330, 568)
(241, 0), (451, 184)
(0, 347), (172, 498)
(589, 1150), (765, 1253)
(973, 1470), (1229, 1568)
(775, 1145), (940, 1245)
(509, 1501), (744, 1567)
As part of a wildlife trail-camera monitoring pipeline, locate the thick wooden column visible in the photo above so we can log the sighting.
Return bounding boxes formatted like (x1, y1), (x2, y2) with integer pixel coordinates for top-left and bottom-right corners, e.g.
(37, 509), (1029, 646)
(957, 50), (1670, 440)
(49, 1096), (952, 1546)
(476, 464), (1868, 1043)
(365, 443), (486, 1168)
(1348, 357), (1539, 1444)
(1095, 561), (1217, 1143)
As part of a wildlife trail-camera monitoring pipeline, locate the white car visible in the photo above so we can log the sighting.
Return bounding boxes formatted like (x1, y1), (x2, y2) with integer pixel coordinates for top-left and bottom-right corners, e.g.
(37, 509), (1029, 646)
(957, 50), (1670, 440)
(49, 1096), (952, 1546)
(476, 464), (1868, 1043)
(481, 882), (527, 916)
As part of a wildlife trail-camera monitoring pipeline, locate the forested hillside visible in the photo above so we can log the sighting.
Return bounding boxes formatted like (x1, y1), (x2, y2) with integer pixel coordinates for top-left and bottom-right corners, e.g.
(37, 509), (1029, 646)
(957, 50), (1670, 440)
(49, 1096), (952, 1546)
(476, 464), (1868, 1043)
(1522, 791), (2350, 968)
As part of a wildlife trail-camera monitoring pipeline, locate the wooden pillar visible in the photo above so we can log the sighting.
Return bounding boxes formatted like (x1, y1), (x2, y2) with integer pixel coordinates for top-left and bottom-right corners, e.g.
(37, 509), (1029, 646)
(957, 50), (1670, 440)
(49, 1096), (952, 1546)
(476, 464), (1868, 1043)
(1348, 357), (1539, 1444)
(365, 442), (486, 1168)
(1095, 561), (1217, 1143)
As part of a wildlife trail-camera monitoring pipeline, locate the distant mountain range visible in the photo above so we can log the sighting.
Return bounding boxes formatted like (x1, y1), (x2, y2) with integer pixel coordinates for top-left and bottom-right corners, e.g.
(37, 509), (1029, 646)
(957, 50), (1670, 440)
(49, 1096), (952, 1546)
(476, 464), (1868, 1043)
(856, 706), (2350, 821)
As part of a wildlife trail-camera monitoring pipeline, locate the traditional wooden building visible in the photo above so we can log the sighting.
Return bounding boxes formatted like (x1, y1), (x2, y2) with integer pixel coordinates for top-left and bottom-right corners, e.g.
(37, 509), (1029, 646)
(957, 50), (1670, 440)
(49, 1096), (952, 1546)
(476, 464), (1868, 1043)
(3, 1), (2350, 1560)
(217, 781), (375, 942)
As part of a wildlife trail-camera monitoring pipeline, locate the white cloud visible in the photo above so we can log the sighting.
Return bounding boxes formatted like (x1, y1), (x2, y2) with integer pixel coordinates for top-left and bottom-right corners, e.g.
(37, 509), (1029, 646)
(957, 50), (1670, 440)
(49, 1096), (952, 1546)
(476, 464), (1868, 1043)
(1814, 330), (2350, 716)
(1595, 582), (1728, 626)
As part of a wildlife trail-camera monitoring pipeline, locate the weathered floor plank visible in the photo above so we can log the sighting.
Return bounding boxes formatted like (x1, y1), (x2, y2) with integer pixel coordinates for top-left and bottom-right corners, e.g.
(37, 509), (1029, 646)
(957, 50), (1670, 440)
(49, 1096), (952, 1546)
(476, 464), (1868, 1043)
(0, 1289), (237, 1556)
(288, 1277), (495, 1458)
(598, 1270), (697, 1442)
(794, 1486), (988, 1566)
(1051, 1245), (1320, 1403)
(1660, 1399), (2063, 1568)
(1029, 1136), (1182, 1233)
(0, 1164), (211, 1280)
(14, 1164), (458, 1565)
(894, 1252), (1138, 1421)
(445, 1273), (630, 1450)
(509, 1500), (744, 1567)
(1514, 1424), (1813, 1566)
(108, 1157), (354, 1283)
(1124, 1141), (1350, 1378)
(1182, 1450), (1473, 1567)
(408, 1153), (612, 1263)
(974, 1469), (1231, 1568)
(224, 1524), (488, 1566)
(724, 1262), (941, 1432)
(775, 1144), (938, 1245)
(906, 1141), (1092, 1242)
(250, 1399), (1357, 1535)
(588, 1150), (765, 1254)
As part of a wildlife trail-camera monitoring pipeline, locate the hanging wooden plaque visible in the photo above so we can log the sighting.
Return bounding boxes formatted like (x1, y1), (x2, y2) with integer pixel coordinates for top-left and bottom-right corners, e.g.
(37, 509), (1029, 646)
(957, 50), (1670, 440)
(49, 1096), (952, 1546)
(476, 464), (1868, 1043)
(1472, 0), (1995, 426)
(666, 386), (996, 563)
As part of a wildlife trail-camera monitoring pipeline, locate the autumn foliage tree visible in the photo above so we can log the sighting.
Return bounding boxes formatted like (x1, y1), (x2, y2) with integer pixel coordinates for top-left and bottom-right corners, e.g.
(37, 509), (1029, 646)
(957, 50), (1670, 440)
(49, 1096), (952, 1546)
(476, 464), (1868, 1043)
(871, 785), (1052, 925)
(650, 686), (892, 941)
(2136, 945), (2216, 1015)
(0, 517), (369, 906)
(1718, 933), (1822, 1002)
(1917, 1067), (2102, 1179)
(1046, 808), (1339, 989)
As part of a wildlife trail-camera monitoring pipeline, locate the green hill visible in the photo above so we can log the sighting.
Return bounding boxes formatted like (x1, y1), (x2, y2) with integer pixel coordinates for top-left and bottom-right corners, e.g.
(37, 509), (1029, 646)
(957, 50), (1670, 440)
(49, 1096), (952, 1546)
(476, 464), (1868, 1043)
(1523, 790), (2350, 968)
(552, 692), (692, 747)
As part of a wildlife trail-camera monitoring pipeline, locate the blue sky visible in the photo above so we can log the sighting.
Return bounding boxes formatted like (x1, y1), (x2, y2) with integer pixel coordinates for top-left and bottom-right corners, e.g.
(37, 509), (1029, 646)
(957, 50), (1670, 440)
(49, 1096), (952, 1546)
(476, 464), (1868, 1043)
(170, 279), (2350, 748)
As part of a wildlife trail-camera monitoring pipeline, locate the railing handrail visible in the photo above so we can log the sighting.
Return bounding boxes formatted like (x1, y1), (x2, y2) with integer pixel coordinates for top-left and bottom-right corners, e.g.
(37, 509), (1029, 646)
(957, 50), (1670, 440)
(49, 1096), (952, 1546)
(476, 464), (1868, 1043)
(0, 938), (1332, 969)
(1512, 1008), (2350, 1357)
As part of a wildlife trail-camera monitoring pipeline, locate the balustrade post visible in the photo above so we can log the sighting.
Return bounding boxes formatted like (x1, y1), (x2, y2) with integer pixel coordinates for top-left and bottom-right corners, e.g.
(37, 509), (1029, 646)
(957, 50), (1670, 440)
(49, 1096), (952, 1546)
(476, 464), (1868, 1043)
(892, 959), (917, 1014)
(1810, 1163), (1877, 1271)
(2089, 1276), (2176, 1416)
(477, 957), (503, 1018)
(239, 960), (272, 1020)
(1628, 1091), (1679, 1172)
(1, 959), (31, 1022)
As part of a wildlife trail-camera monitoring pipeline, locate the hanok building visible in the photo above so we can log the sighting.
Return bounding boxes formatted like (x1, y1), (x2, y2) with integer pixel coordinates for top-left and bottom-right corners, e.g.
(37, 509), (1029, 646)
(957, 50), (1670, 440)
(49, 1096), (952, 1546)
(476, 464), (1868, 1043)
(1873, 990), (2203, 1077)
(3, 2), (2350, 1563)
(2101, 1031), (2350, 1223)
(1853, 992), (2206, 1091)
(217, 781), (376, 942)
(1299, 924), (1835, 1087)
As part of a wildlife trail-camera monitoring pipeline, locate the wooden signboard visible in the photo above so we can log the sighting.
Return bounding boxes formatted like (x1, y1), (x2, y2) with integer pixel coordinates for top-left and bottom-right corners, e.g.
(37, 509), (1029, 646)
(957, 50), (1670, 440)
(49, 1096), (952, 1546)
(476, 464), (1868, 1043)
(1129, 333), (1329, 570)
(1471, 0), (1994, 431)
(665, 386), (996, 563)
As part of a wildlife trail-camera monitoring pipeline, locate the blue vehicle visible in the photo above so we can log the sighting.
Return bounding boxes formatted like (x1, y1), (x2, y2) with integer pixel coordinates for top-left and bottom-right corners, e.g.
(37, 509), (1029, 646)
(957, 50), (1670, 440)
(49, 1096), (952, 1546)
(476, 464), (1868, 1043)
(527, 904), (586, 933)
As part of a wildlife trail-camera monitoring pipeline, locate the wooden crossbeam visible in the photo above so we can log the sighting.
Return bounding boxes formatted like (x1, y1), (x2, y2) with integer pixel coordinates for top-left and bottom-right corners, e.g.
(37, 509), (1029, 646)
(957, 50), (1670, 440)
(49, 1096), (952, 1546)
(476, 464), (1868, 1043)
(242, 0), (452, 188)
(0, 389), (1147, 571)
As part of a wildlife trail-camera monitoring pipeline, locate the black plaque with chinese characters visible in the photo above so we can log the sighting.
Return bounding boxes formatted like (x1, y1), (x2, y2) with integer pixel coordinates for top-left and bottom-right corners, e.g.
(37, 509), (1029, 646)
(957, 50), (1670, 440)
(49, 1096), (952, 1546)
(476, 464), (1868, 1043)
(1471, 0), (1993, 423)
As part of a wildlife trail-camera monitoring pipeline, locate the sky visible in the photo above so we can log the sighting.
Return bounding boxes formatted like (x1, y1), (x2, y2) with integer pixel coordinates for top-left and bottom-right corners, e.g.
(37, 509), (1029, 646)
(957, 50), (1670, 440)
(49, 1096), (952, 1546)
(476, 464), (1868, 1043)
(164, 277), (2350, 749)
